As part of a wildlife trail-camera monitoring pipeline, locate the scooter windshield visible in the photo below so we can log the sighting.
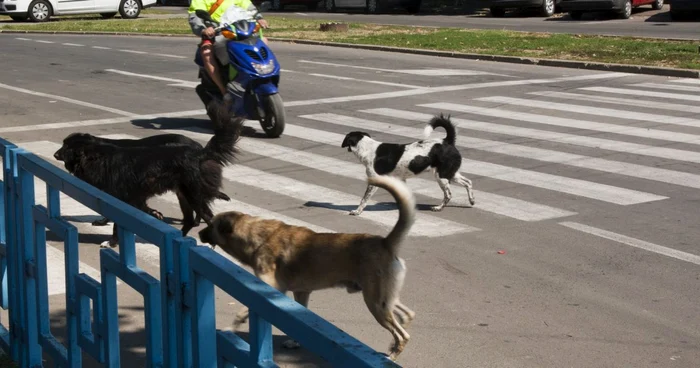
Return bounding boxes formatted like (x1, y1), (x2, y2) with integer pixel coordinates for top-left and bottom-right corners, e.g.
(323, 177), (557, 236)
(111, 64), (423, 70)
(219, 7), (255, 25)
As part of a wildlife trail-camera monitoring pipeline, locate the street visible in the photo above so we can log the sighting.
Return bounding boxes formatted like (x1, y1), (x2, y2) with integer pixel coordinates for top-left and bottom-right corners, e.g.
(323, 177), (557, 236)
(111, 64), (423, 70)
(1, 33), (700, 367)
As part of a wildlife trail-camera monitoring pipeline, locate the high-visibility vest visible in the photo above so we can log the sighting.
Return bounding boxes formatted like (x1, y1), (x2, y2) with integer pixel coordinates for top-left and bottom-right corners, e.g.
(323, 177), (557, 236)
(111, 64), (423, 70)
(188, 0), (253, 23)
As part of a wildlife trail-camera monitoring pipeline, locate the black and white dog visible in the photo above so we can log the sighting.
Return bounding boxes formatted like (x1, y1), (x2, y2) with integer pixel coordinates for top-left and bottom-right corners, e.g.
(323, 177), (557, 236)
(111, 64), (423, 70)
(341, 114), (475, 216)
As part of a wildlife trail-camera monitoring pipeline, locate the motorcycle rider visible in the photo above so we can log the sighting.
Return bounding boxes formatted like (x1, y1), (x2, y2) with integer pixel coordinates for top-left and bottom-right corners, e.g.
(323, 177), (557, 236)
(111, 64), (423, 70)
(188, 0), (269, 112)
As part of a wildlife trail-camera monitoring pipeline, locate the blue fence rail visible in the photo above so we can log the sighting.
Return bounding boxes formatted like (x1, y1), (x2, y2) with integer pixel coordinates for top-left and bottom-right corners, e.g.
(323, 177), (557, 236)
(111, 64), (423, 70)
(0, 136), (400, 368)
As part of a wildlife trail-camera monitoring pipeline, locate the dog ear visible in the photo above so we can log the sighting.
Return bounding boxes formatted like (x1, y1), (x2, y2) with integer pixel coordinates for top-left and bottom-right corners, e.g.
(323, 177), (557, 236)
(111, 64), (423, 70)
(341, 132), (370, 148)
(217, 219), (233, 235)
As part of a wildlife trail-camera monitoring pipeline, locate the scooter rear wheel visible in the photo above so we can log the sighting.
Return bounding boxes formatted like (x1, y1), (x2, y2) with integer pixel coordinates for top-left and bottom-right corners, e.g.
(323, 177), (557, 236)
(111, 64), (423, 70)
(260, 94), (286, 138)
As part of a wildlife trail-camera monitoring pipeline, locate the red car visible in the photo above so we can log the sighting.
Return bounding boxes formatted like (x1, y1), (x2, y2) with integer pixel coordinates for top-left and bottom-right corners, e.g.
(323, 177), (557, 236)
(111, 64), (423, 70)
(557, 0), (664, 19)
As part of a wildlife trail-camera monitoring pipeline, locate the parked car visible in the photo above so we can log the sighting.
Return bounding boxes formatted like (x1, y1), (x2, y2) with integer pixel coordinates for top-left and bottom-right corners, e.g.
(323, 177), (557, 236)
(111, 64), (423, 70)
(557, 0), (664, 20)
(0, 0), (155, 22)
(321, 0), (421, 14)
(486, 0), (557, 17)
(253, 0), (321, 11)
(669, 0), (700, 20)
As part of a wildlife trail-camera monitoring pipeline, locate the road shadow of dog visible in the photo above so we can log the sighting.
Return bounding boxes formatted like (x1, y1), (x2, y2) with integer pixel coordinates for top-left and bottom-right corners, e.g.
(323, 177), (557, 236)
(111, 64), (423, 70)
(130, 116), (267, 139)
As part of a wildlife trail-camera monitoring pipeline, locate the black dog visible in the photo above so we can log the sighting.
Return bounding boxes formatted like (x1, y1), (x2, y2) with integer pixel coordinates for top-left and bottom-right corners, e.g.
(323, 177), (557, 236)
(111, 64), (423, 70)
(55, 133), (232, 227)
(53, 102), (244, 248)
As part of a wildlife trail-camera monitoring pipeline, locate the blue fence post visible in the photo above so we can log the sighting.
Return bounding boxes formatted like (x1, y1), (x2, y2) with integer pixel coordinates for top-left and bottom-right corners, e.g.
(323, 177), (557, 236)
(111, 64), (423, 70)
(17, 159), (42, 367)
(190, 267), (216, 368)
(173, 237), (196, 368)
(2, 145), (18, 361)
(161, 232), (177, 368)
(249, 312), (274, 366)
(100, 248), (120, 368)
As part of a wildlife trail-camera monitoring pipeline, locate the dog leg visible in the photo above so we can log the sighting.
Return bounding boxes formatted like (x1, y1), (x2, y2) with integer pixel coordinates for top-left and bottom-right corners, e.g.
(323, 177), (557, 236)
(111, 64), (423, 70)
(281, 291), (311, 349)
(393, 300), (416, 328)
(452, 173), (476, 206)
(92, 217), (110, 226)
(100, 223), (119, 248)
(432, 172), (452, 212)
(175, 191), (197, 237)
(350, 184), (378, 216)
(362, 281), (410, 361)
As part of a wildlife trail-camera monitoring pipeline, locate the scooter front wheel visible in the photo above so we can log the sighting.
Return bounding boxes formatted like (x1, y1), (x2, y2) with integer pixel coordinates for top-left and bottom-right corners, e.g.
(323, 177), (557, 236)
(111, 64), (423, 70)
(260, 93), (286, 138)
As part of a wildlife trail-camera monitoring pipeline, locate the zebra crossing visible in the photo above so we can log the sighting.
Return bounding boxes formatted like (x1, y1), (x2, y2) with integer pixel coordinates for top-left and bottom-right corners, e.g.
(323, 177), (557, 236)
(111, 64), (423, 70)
(10, 77), (700, 297)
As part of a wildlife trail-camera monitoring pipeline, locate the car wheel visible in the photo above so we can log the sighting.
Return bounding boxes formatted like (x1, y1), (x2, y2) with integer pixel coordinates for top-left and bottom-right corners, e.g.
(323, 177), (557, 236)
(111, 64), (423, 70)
(405, 0), (421, 14)
(365, 0), (384, 13)
(540, 0), (555, 16)
(119, 0), (141, 19)
(617, 0), (631, 19)
(100, 12), (117, 18)
(27, 0), (51, 22)
(324, 0), (335, 12)
(490, 7), (506, 17)
(651, 0), (663, 10)
(9, 15), (27, 21)
(569, 11), (583, 19)
(272, 0), (284, 11)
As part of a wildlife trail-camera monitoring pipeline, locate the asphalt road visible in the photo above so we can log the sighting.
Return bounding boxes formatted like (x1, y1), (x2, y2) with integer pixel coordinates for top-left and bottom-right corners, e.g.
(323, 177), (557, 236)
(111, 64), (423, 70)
(1, 34), (700, 368)
(150, 4), (700, 40)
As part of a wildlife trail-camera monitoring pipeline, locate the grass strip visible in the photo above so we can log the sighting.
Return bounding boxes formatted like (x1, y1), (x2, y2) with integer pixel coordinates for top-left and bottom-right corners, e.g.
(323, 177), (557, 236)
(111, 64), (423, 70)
(1, 15), (698, 70)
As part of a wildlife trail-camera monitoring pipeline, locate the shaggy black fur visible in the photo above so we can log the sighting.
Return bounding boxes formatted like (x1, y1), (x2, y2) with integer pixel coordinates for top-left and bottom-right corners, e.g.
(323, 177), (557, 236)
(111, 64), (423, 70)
(55, 132), (232, 226)
(53, 101), (244, 247)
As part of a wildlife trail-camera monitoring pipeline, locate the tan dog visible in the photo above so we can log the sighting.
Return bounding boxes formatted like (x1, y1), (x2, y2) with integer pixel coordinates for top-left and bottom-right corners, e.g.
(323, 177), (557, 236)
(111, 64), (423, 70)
(198, 175), (417, 360)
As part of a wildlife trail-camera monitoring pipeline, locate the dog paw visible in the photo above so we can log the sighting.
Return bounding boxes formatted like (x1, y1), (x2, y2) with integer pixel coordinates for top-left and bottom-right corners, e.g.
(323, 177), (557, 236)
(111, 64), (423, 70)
(430, 206), (444, 212)
(349, 210), (362, 216)
(100, 240), (117, 249)
(149, 210), (164, 221)
(92, 218), (110, 226)
(282, 339), (301, 349)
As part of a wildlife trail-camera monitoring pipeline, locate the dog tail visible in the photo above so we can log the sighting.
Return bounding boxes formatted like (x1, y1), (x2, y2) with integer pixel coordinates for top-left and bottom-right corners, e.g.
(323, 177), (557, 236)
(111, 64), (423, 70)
(423, 113), (457, 146)
(202, 101), (245, 166)
(371, 175), (416, 257)
(217, 191), (231, 201)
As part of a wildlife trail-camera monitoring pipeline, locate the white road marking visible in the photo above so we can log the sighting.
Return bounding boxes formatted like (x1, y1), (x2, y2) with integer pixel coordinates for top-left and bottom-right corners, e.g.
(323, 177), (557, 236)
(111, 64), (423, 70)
(15, 37), (32, 41)
(477, 96), (700, 128)
(560, 222), (700, 266)
(298, 59), (503, 76)
(630, 82), (700, 93)
(35, 40), (54, 44)
(286, 73), (630, 107)
(224, 165), (479, 237)
(0, 109), (207, 134)
(366, 107), (700, 165)
(308, 73), (424, 89)
(104, 69), (198, 88)
(422, 102), (700, 146)
(92, 46), (112, 50)
(301, 113), (667, 205)
(670, 79), (700, 85)
(62, 43), (84, 47)
(118, 49), (147, 54)
(0, 82), (136, 117)
(580, 86), (700, 102)
(528, 91), (700, 114)
(152, 53), (187, 59)
(164, 126), (575, 222)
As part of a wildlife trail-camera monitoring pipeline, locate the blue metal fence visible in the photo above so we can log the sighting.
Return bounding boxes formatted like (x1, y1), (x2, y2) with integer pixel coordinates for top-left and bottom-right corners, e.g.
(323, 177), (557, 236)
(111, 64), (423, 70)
(0, 137), (400, 368)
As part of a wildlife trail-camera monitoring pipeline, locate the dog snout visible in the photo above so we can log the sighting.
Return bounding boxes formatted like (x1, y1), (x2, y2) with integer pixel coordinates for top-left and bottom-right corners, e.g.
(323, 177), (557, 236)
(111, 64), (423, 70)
(198, 226), (212, 244)
(53, 149), (63, 160)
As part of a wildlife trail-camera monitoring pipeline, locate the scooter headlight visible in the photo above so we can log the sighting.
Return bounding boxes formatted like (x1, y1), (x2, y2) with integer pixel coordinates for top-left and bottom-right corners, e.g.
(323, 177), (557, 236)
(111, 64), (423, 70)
(252, 60), (275, 74)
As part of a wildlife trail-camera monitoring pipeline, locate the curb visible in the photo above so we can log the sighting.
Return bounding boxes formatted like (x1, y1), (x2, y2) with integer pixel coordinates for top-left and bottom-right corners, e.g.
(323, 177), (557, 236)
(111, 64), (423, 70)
(1, 29), (698, 79)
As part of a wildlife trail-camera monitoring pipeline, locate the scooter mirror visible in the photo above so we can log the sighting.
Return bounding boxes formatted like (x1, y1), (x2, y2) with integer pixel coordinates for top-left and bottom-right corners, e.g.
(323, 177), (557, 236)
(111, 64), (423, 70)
(259, 1), (272, 11)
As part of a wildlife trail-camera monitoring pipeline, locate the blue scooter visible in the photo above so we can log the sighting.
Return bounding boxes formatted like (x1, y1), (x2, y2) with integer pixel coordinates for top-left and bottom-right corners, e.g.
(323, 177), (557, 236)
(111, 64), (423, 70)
(194, 5), (285, 138)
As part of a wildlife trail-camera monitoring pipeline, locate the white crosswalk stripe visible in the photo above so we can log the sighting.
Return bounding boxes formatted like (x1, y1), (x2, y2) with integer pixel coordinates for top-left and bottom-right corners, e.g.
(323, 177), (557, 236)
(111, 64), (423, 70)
(299, 113), (666, 205)
(476, 96), (700, 128)
(364, 107), (700, 165)
(579, 86), (700, 102)
(420, 102), (700, 146)
(6, 80), (700, 297)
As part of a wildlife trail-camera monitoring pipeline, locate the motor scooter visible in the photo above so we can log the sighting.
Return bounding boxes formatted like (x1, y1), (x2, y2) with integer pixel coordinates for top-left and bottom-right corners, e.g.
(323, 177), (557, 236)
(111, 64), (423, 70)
(194, 4), (285, 138)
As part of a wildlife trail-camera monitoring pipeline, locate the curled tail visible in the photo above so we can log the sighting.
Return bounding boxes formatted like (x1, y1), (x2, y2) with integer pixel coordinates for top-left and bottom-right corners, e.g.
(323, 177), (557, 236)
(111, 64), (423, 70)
(423, 113), (457, 146)
(202, 100), (245, 166)
(369, 175), (416, 257)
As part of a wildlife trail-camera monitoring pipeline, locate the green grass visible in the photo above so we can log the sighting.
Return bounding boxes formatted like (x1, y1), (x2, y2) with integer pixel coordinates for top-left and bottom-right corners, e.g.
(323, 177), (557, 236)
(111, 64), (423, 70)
(1, 15), (698, 70)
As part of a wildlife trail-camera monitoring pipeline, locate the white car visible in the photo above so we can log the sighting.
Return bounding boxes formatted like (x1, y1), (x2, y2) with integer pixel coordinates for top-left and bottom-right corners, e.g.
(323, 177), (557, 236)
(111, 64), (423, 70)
(0, 0), (157, 22)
